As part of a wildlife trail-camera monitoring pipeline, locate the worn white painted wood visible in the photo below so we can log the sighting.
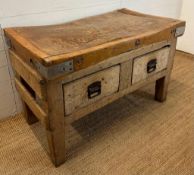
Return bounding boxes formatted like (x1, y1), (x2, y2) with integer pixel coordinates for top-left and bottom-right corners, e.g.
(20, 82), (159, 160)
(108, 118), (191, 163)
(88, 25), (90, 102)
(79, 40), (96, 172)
(67, 70), (167, 122)
(132, 47), (170, 84)
(64, 65), (120, 115)
(121, 0), (182, 18)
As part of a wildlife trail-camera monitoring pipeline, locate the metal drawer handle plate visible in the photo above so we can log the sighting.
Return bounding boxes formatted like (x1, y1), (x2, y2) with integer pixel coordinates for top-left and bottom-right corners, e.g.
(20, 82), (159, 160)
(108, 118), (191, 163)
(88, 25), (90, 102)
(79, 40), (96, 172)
(147, 59), (157, 73)
(88, 81), (101, 99)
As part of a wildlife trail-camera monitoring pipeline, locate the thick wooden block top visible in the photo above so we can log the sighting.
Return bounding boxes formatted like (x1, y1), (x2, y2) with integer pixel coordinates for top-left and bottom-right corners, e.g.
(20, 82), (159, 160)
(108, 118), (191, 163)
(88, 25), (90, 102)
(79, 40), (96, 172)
(4, 9), (185, 67)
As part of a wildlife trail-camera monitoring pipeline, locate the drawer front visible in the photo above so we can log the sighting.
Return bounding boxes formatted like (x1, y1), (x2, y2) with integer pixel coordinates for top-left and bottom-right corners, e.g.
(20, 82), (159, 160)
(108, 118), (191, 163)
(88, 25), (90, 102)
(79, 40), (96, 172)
(63, 65), (120, 115)
(132, 47), (170, 84)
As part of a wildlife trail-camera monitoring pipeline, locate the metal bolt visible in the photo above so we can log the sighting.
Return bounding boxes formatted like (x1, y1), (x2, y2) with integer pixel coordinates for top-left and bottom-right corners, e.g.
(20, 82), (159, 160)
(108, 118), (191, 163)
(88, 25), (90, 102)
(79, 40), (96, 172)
(171, 29), (176, 34)
(135, 39), (141, 47)
(76, 57), (84, 64)
(39, 79), (46, 85)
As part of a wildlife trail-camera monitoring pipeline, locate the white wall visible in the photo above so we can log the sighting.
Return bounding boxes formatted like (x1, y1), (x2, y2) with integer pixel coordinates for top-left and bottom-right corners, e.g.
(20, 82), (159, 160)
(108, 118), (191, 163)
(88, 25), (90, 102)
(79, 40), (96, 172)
(121, 0), (183, 18)
(0, 27), (18, 120)
(0, 0), (183, 120)
(0, 0), (121, 27)
(177, 0), (194, 54)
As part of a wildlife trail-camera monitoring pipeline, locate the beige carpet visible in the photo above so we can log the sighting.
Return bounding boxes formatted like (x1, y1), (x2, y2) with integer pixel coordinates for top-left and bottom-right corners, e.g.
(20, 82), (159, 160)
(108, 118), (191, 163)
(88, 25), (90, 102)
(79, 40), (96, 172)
(0, 51), (193, 175)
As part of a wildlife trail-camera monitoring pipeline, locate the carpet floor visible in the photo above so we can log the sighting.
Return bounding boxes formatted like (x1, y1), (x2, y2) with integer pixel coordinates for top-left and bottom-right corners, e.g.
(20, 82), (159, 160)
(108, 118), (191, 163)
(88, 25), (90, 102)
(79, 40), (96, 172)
(0, 51), (193, 175)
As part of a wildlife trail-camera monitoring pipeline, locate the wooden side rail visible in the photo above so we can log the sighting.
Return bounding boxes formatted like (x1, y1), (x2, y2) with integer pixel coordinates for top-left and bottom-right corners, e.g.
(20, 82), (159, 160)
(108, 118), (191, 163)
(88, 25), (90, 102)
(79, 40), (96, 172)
(15, 78), (47, 127)
(10, 50), (46, 100)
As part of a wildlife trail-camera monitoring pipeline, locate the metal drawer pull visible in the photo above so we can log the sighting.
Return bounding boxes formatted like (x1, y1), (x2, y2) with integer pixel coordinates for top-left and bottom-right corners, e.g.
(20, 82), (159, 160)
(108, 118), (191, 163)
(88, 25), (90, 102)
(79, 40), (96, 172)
(88, 81), (101, 99)
(147, 59), (157, 73)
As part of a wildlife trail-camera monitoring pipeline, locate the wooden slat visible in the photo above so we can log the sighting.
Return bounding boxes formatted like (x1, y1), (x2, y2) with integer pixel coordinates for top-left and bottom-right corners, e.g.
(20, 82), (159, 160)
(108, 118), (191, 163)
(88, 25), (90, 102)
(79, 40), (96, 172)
(22, 101), (39, 125)
(119, 60), (132, 90)
(14, 78), (47, 126)
(9, 50), (46, 99)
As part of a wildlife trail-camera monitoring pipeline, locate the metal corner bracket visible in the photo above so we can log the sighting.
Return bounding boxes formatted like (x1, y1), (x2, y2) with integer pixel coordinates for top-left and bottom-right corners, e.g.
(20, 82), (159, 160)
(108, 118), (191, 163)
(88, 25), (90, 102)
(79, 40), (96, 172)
(34, 60), (74, 79)
(175, 26), (185, 37)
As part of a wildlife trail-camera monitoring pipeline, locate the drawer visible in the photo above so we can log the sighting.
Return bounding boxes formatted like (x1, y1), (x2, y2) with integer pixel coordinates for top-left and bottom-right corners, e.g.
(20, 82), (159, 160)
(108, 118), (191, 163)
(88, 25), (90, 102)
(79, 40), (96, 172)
(132, 47), (170, 84)
(63, 65), (120, 115)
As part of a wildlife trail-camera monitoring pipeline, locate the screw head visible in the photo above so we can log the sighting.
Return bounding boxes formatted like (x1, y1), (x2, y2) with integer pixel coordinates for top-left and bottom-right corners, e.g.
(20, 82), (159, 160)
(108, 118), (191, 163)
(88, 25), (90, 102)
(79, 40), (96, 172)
(135, 39), (141, 47)
(76, 57), (84, 64)
(39, 79), (46, 85)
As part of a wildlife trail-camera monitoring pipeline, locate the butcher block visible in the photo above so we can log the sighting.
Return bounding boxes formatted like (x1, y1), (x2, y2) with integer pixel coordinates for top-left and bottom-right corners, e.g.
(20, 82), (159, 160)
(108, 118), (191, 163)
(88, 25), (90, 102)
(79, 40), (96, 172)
(4, 9), (185, 166)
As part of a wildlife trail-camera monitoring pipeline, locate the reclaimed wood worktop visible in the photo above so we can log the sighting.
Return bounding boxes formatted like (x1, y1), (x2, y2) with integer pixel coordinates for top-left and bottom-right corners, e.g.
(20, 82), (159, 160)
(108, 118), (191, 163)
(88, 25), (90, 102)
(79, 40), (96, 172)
(4, 9), (185, 67)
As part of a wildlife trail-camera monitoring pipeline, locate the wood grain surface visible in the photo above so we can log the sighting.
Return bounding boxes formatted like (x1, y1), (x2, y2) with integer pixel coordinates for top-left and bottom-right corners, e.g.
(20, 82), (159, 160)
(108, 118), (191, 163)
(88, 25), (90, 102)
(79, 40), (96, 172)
(0, 51), (193, 174)
(4, 9), (185, 66)
(14, 78), (47, 126)
(63, 65), (120, 115)
(9, 50), (46, 99)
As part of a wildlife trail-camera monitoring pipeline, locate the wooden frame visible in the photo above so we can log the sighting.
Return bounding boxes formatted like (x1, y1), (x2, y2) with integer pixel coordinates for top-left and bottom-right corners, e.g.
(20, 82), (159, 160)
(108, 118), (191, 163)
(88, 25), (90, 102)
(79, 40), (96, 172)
(10, 50), (46, 99)
(10, 39), (176, 166)
(4, 9), (185, 166)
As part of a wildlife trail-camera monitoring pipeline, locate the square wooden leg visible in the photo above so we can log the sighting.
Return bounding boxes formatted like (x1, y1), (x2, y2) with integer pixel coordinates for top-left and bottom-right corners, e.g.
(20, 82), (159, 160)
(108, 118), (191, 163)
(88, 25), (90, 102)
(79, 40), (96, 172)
(155, 76), (169, 102)
(22, 101), (39, 125)
(46, 81), (66, 167)
(155, 38), (177, 102)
